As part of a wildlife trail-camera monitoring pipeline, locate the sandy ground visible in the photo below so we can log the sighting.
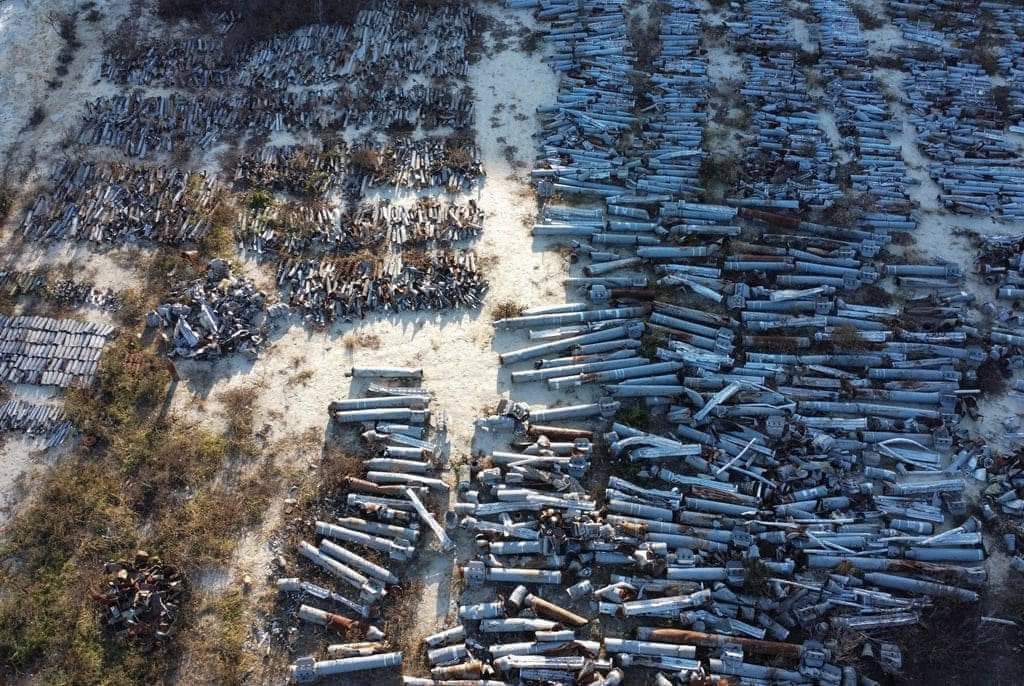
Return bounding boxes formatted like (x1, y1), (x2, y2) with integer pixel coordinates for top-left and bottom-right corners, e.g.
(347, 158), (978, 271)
(0, 0), (131, 524)
(0, 0), (126, 184)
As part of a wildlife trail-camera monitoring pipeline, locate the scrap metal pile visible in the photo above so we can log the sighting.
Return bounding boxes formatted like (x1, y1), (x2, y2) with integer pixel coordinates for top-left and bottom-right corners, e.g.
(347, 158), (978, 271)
(387, 0), (1024, 683)
(0, 269), (122, 311)
(885, 1), (1024, 218)
(273, 251), (486, 326)
(86, 2), (477, 158)
(0, 314), (115, 388)
(147, 259), (269, 359)
(80, 87), (473, 157)
(19, 160), (218, 244)
(440, 278), (989, 684)
(901, 62), (1022, 216)
(0, 398), (73, 448)
(94, 552), (186, 642)
(529, 2), (644, 200)
(283, 367), (448, 682)
(239, 198), (484, 258)
(978, 232), (1024, 303)
(104, 4), (472, 90)
(813, 0), (919, 223)
(727, 1), (842, 209)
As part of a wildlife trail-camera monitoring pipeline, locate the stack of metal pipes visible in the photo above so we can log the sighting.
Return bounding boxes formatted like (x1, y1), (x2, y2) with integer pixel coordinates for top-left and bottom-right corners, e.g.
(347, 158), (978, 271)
(19, 159), (217, 245)
(0, 314), (115, 388)
(0, 398), (74, 448)
(287, 370), (454, 682)
(726, 0), (842, 209)
(645, 1), (708, 200)
(812, 0), (920, 226)
(273, 250), (487, 326)
(902, 60), (1024, 216)
(475, 274), (990, 681)
(530, 1), (638, 199)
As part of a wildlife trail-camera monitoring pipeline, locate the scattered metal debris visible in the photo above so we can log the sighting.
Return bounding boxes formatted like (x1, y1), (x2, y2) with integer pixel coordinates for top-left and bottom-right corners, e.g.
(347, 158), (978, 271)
(148, 259), (268, 358)
(0, 269), (122, 311)
(93, 552), (186, 642)
(283, 380), (451, 680)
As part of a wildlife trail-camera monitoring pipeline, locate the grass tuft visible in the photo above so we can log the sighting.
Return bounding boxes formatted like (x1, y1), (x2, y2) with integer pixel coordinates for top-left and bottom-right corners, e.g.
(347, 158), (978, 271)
(490, 300), (525, 320)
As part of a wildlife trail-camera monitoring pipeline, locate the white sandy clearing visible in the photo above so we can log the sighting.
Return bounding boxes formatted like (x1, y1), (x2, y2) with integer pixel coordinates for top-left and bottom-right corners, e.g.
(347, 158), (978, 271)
(0, 0), (127, 184)
(0, 384), (70, 526)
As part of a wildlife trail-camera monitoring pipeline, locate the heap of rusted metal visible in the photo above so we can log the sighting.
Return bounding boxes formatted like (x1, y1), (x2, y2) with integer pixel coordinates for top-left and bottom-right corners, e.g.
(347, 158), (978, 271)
(94, 551), (186, 642)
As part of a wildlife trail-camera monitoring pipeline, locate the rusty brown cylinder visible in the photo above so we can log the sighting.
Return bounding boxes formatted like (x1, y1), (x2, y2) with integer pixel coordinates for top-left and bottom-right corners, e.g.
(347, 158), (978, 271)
(637, 627), (802, 659)
(325, 612), (357, 632)
(526, 424), (593, 440)
(342, 477), (409, 497)
(430, 660), (483, 680)
(738, 207), (801, 229)
(525, 593), (588, 627)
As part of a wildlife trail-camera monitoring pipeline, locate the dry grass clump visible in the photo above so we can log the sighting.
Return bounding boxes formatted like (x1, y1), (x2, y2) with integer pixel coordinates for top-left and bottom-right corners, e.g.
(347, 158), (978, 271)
(349, 147), (382, 175)
(822, 191), (874, 227)
(850, 2), (884, 29)
(0, 183), (13, 225)
(343, 331), (382, 351)
(700, 153), (741, 202)
(116, 287), (150, 326)
(992, 85), (1012, 121)
(218, 386), (261, 460)
(490, 300), (525, 320)
(288, 368), (315, 386)
(976, 359), (1008, 396)
(320, 443), (367, 492)
(747, 335), (803, 353)
(445, 144), (476, 169)
(844, 284), (894, 307)
(198, 190), (239, 258)
(971, 43), (1000, 76)
(615, 404), (650, 431)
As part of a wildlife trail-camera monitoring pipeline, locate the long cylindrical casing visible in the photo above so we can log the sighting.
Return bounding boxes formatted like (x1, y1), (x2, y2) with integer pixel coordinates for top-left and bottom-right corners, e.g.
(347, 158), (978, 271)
(637, 627), (803, 658)
(525, 593), (588, 626)
(317, 536), (400, 585)
(291, 652), (402, 682)
(328, 396), (427, 412)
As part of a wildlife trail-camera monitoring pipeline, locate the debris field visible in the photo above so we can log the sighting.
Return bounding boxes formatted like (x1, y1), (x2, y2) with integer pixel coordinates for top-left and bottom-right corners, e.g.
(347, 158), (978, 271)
(2, 0), (1024, 685)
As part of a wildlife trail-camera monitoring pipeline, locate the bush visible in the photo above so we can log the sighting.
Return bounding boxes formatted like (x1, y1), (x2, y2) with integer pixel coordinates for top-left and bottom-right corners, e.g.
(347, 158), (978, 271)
(64, 338), (172, 438)
(850, 2), (884, 30)
(0, 185), (12, 224)
(247, 189), (274, 212)
(27, 106), (46, 128)
(700, 153), (741, 202)
(349, 147), (381, 175)
(115, 287), (150, 327)
(615, 404), (650, 431)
